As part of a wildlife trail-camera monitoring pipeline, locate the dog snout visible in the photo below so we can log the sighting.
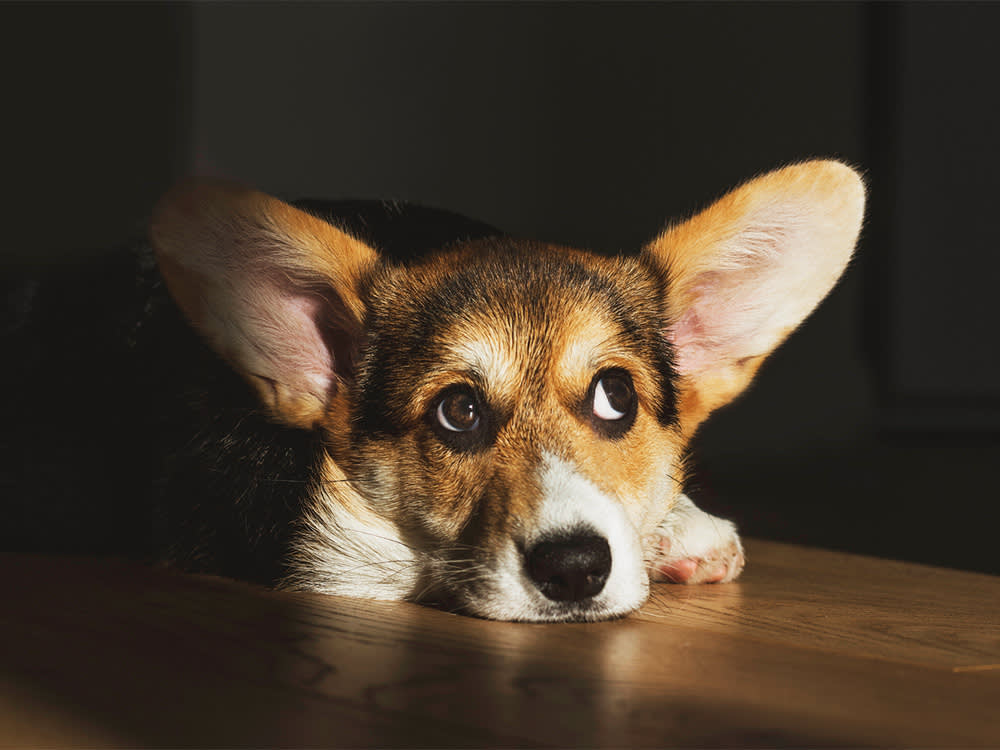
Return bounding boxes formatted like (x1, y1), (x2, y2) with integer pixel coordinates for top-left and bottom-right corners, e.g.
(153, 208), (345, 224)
(525, 533), (611, 602)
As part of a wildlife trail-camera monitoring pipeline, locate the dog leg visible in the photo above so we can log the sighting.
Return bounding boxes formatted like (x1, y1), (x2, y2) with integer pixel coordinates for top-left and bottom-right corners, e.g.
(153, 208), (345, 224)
(647, 494), (745, 584)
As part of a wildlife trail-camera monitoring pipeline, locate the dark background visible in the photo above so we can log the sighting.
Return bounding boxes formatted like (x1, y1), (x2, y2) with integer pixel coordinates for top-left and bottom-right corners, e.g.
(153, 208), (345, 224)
(4, 2), (998, 574)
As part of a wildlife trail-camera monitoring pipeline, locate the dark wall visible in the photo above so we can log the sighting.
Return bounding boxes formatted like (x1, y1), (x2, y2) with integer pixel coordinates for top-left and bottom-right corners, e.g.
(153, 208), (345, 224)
(872, 4), (1000, 428)
(189, 3), (866, 252)
(3, 4), (192, 262)
(3, 3), (998, 573)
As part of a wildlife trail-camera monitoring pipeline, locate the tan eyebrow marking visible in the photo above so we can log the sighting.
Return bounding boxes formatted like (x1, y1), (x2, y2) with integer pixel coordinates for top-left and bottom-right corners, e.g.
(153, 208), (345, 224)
(444, 331), (520, 394)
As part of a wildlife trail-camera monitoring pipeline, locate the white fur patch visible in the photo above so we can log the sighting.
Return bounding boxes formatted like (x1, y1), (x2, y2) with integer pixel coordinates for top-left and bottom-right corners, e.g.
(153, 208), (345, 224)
(647, 493), (745, 584)
(655, 494), (738, 554)
(284, 471), (422, 601)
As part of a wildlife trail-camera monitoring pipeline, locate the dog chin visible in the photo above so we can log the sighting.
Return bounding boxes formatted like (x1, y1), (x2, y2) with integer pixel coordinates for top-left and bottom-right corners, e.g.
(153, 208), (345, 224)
(443, 576), (649, 623)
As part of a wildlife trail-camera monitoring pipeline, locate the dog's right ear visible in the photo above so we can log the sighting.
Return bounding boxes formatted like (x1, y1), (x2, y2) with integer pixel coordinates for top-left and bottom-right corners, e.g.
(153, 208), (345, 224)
(151, 179), (378, 429)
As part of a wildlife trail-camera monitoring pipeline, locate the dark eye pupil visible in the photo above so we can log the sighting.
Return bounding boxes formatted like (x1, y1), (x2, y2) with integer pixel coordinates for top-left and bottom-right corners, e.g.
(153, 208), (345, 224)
(587, 369), (636, 439)
(602, 376), (632, 412)
(442, 392), (478, 430)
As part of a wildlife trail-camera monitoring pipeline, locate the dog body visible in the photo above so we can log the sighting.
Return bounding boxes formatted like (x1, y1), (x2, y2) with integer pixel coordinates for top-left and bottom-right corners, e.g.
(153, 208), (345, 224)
(2, 161), (864, 621)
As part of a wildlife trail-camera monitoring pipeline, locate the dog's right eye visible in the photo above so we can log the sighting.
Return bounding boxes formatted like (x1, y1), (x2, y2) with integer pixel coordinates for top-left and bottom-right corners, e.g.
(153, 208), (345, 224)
(436, 390), (480, 432)
(430, 386), (492, 452)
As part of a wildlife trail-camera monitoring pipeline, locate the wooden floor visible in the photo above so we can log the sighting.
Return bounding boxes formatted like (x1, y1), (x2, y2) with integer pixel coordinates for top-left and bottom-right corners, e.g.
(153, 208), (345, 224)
(1, 539), (998, 747)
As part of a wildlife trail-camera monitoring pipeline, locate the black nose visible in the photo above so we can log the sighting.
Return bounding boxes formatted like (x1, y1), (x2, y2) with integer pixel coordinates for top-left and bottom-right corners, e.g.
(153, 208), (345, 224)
(526, 533), (612, 602)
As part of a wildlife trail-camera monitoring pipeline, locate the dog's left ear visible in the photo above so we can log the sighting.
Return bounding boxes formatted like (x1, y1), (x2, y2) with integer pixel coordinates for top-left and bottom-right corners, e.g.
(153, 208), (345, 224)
(643, 160), (865, 432)
(151, 179), (378, 429)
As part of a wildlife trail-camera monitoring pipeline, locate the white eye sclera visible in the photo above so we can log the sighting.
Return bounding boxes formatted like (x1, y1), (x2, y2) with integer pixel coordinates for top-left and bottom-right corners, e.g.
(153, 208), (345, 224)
(593, 376), (628, 421)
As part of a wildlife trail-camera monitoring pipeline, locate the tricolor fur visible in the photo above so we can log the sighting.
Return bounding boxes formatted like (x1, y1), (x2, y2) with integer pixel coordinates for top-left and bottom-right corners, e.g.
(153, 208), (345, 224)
(1, 161), (864, 622)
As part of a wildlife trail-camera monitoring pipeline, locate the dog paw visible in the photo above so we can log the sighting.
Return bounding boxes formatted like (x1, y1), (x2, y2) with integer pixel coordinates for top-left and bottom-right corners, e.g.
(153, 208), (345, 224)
(647, 494), (745, 584)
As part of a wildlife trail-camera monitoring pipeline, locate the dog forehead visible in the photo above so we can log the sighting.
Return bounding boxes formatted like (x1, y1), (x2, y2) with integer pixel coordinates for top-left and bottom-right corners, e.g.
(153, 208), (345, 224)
(377, 241), (621, 332)
(410, 243), (630, 347)
(436, 298), (621, 389)
(419, 241), (614, 301)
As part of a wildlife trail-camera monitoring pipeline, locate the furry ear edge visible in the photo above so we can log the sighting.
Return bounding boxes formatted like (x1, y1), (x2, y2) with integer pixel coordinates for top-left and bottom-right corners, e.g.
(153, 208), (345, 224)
(150, 179), (379, 429)
(643, 160), (865, 432)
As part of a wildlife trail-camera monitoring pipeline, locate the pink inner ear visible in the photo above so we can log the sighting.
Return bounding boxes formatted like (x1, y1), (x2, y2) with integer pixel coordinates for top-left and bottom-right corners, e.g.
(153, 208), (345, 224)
(235, 273), (344, 406)
(669, 272), (746, 377)
(669, 305), (714, 376)
(279, 293), (336, 391)
(667, 208), (810, 377)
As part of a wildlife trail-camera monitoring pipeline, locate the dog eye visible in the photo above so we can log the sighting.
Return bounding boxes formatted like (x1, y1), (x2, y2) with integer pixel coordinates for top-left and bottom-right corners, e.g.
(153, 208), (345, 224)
(430, 386), (493, 452)
(437, 390), (480, 432)
(587, 369), (636, 438)
(593, 374), (633, 421)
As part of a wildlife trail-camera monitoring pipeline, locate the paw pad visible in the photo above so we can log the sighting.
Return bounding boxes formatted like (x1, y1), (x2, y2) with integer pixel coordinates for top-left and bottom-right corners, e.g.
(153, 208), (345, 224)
(648, 528), (745, 584)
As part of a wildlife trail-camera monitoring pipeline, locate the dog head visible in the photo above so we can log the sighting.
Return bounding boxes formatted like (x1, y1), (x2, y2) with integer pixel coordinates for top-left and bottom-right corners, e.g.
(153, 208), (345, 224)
(151, 160), (864, 621)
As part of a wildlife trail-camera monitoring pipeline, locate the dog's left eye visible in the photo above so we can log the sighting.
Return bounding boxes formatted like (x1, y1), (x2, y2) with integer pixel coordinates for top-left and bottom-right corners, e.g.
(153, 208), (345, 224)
(587, 369), (637, 438)
(593, 374), (633, 420)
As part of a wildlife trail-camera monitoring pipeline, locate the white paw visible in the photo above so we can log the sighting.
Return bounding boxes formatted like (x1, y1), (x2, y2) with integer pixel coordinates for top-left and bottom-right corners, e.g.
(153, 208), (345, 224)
(646, 494), (745, 584)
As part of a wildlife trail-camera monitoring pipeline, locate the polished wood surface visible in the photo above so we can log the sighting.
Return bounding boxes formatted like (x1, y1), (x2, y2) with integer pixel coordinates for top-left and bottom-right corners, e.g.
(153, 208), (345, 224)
(1, 539), (998, 747)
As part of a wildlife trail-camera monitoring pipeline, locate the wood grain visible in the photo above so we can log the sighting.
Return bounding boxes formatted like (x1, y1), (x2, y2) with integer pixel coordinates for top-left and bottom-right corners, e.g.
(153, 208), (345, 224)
(1, 539), (997, 747)
(638, 539), (1000, 670)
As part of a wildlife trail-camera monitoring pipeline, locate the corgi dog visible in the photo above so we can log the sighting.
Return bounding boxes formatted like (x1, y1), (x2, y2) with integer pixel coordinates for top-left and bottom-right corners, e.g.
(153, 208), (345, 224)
(1, 160), (863, 622)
